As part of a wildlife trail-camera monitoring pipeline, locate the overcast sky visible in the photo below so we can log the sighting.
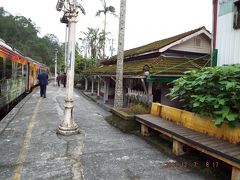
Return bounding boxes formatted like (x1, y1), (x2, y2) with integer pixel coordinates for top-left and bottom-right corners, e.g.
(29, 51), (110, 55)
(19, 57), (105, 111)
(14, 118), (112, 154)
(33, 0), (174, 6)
(0, 0), (212, 55)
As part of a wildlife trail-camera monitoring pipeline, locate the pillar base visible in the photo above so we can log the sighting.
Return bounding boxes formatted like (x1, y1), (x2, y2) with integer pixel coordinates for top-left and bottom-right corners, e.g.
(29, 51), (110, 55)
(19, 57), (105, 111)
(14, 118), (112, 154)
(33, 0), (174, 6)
(57, 121), (80, 136)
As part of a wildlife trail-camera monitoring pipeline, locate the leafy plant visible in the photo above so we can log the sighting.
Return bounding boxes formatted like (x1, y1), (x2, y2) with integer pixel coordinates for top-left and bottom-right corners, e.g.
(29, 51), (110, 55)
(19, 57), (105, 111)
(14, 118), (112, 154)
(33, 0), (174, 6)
(167, 64), (240, 128)
(122, 104), (149, 115)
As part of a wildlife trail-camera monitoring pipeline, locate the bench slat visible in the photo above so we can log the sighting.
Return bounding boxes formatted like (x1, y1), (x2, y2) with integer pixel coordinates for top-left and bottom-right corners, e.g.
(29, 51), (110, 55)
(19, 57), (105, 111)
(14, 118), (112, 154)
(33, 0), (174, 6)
(135, 114), (240, 168)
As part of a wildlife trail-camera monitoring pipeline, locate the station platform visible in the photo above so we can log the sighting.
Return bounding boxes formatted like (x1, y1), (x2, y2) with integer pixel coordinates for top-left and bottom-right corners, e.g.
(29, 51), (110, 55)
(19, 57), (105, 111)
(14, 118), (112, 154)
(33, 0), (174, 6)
(0, 83), (213, 180)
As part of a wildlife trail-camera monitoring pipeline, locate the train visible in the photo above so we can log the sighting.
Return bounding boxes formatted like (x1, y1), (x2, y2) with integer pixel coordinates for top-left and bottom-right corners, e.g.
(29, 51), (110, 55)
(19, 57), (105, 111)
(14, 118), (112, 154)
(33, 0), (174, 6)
(0, 38), (48, 113)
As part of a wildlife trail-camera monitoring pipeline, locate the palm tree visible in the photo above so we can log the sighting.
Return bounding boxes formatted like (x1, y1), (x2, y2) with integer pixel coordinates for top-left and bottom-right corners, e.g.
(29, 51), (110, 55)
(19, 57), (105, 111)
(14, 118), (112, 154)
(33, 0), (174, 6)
(79, 28), (107, 66)
(96, 0), (117, 60)
(114, 0), (127, 109)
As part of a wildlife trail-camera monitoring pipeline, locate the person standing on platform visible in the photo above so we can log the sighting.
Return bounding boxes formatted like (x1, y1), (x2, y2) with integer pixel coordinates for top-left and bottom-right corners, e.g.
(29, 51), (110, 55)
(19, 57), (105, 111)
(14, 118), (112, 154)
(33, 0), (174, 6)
(62, 73), (67, 88)
(56, 72), (61, 87)
(37, 71), (49, 98)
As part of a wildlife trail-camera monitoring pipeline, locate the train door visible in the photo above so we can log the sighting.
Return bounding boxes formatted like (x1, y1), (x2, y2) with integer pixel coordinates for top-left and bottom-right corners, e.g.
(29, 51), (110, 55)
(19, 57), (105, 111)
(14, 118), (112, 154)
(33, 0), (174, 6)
(28, 62), (32, 91)
(26, 62), (30, 92)
(0, 56), (4, 109)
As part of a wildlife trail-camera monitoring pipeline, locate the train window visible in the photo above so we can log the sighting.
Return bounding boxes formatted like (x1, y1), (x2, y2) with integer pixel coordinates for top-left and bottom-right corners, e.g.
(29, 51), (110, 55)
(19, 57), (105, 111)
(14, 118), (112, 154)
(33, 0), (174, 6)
(0, 57), (3, 80)
(6, 59), (12, 79)
(12, 62), (17, 78)
(17, 63), (23, 77)
(23, 64), (27, 77)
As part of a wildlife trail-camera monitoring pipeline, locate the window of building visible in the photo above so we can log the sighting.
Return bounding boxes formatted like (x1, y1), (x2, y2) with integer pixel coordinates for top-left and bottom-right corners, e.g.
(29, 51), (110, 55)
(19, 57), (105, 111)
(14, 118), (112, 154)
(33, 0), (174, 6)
(195, 38), (201, 47)
(219, 0), (235, 16)
(234, 0), (240, 29)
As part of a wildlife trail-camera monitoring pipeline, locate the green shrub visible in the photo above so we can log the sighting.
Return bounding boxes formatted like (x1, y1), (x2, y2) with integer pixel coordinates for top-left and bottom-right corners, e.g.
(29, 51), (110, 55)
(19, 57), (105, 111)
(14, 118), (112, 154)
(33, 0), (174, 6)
(167, 64), (240, 128)
(122, 104), (149, 115)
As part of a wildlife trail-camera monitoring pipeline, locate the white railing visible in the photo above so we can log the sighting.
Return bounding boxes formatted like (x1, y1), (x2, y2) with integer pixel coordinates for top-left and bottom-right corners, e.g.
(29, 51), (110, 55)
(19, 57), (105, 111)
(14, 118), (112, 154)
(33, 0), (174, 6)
(126, 88), (153, 106)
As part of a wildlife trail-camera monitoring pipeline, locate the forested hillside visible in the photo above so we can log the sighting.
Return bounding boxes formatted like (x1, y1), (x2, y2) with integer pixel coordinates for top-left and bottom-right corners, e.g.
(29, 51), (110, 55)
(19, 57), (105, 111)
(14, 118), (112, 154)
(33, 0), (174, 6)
(0, 7), (63, 71)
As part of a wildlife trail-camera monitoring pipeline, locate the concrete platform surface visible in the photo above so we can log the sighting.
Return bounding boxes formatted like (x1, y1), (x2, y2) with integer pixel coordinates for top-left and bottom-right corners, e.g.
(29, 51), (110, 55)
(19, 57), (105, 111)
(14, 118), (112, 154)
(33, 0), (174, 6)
(0, 83), (213, 180)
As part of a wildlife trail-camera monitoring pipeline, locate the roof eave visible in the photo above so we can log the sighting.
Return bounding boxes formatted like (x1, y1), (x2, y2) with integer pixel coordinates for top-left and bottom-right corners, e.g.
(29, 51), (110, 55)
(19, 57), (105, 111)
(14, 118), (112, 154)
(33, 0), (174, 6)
(158, 28), (212, 53)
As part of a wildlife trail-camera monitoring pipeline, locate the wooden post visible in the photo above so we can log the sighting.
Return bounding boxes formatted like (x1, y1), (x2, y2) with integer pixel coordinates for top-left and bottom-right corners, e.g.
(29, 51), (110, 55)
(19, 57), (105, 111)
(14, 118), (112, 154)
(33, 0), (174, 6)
(91, 78), (94, 95)
(84, 77), (88, 91)
(129, 79), (133, 89)
(103, 79), (107, 103)
(148, 82), (153, 95)
(97, 78), (100, 98)
(106, 78), (109, 102)
(141, 78), (147, 94)
(232, 167), (240, 180)
(172, 140), (185, 156)
(141, 124), (149, 136)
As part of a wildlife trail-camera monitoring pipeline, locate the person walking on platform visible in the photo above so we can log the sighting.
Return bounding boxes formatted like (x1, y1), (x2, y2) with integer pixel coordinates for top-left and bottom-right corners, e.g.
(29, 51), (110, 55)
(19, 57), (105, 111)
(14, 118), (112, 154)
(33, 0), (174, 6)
(56, 72), (61, 87)
(62, 73), (67, 88)
(37, 71), (48, 98)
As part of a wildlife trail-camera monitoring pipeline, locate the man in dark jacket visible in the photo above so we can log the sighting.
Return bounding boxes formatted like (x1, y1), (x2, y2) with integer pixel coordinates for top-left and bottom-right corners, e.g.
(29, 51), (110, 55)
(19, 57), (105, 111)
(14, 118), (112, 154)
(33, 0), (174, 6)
(37, 71), (48, 98)
(61, 73), (67, 88)
(56, 72), (61, 87)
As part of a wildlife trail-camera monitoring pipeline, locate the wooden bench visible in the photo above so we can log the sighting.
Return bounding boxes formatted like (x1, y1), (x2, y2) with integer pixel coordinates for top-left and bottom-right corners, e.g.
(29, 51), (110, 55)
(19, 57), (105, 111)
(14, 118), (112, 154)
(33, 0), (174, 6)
(135, 114), (240, 180)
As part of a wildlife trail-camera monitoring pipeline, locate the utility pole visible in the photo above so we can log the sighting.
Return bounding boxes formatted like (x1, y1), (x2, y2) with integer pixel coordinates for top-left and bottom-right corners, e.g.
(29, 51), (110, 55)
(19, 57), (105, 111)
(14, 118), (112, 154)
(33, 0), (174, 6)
(114, 0), (127, 109)
(56, 0), (85, 135)
(54, 49), (58, 86)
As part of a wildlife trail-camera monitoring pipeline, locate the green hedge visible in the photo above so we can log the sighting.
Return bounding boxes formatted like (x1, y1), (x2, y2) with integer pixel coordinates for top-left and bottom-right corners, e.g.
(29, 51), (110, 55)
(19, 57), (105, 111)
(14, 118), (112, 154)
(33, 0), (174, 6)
(167, 65), (240, 128)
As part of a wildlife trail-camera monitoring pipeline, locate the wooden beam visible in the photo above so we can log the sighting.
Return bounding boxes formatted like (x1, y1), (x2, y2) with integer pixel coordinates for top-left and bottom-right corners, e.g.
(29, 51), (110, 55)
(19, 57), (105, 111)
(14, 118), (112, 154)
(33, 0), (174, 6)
(91, 78), (94, 95)
(94, 74), (146, 79)
(232, 167), (240, 180)
(97, 75), (104, 81)
(172, 140), (185, 156)
(141, 124), (150, 136)
(111, 76), (116, 82)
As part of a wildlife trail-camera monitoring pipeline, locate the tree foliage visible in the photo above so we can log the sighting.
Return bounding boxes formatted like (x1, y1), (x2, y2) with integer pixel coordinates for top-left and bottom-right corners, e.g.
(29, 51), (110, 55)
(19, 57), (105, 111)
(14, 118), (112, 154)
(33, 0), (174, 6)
(95, 0), (117, 59)
(167, 65), (240, 128)
(79, 27), (107, 65)
(0, 7), (63, 72)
